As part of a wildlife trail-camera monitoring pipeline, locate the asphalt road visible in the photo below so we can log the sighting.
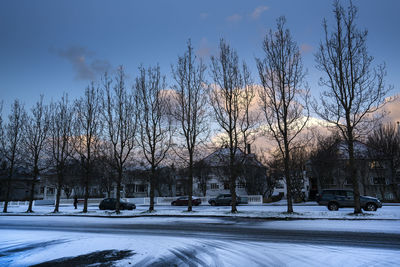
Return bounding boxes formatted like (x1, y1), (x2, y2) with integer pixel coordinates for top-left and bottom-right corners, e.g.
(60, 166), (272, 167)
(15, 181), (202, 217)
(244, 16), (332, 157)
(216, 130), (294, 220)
(1, 216), (400, 250)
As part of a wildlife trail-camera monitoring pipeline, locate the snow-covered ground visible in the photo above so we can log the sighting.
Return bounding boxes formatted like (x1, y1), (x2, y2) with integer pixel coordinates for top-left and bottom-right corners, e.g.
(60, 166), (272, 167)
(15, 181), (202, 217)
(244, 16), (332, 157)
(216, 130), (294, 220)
(2, 203), (399, 265)
(2, 202), (400, 220)
(1, 216), (399, 266)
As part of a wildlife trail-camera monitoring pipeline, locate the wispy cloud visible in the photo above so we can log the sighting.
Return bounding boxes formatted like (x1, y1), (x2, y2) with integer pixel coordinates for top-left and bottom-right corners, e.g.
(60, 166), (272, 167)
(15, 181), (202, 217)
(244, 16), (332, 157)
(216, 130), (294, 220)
(226, 14), (242, 23)
(200, 12), (208, 19)
(196, 37), (213, 58)
(300, 44), (313, 54)
(251, 6), (269, 19)
(57, 46), (111, 81)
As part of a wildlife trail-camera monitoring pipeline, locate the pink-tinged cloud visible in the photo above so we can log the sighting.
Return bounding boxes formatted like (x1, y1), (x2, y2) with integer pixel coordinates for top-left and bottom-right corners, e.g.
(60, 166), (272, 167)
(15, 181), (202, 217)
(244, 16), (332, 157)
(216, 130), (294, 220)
(196, 38), (213, 58)
(382, 95), (400, 123)
(226, 14), (242, 22)
(251, 6), (269, 19)
(300, 44), (313, 54)
(200, 12), (208, 19)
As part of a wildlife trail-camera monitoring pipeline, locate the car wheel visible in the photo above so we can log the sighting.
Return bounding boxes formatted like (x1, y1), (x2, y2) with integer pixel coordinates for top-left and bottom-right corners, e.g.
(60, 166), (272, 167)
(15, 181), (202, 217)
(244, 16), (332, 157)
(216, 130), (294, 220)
(365, 203), (377, 211)
(210, 201), (216, 206)
(172, 202), (177, 206)
(328, 202), (339, 211)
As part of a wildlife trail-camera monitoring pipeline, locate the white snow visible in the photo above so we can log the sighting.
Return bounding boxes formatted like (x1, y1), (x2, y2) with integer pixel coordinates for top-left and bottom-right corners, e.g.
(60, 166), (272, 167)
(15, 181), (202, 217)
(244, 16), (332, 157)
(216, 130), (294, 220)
(1, 225), (399, 267)
(2, 202), (400, 220)
(1, 203), (400, 266)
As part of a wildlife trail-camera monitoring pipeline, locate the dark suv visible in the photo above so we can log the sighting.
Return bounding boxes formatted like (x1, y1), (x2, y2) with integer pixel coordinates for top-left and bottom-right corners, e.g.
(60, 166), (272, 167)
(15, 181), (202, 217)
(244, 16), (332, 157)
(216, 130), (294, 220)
(99, 198), (136, 210)
(316, 189), (382, 211)
(208, 194), (247, 206)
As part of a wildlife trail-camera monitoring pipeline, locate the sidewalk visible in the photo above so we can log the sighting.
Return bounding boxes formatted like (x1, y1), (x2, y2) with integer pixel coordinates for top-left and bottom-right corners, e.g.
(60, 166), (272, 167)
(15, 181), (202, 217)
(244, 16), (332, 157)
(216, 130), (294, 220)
(1, 203), (400, 220)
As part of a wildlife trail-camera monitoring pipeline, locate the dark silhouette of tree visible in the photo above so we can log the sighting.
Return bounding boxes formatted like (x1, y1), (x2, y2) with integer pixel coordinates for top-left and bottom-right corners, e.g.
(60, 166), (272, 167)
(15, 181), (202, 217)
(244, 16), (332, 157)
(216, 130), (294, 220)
(73, 83), (103, 212)
(367, 123), (400, 201)
(102, 66), (136, 214)
(257, 16), (310, 213)
(210, 39), (257, 213)
(314, 1), (391, 213)
(171, 40), (209, 211)
(23, 96), (50, 212)
(49, 94), (73, 213)
(1, 100), (26, 212)
(135, 65), (172, 212)
(309, 133), (342, 191)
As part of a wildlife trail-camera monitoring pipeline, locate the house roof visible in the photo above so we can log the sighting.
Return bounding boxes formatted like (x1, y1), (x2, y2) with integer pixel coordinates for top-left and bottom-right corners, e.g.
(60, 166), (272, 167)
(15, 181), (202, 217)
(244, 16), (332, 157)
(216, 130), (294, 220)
(201, 148), (266, 168)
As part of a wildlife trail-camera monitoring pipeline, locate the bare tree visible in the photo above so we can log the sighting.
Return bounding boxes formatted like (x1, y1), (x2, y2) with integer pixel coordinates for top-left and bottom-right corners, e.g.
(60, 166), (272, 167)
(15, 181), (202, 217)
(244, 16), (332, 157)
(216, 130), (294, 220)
(23, 96), (50, 212)
(367, 123), (400, 201)
(171, 40), (209, 211)
(102, 66), (136, 214)
(309, 133), (342, 191)
(135, 65), (172, 212)
(1, 100), (26, 212)
(256, 16), (310, 213)
(250, 150), (278, 199)
(73, 83), (103, 212)
(314, 1), (391, 213)
(289, 146), (309, 202)
(49, 94), (74, 213)
(210, 39), (257, 213)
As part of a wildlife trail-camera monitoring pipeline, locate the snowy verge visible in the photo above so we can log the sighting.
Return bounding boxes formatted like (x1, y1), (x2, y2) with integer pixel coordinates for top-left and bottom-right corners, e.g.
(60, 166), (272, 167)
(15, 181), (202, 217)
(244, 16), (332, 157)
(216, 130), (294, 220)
(1, 204), (400, 220)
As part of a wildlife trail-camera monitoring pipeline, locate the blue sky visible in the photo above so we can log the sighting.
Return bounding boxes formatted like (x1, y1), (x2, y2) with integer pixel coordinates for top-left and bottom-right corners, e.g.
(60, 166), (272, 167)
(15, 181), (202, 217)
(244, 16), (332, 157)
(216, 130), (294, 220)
(1, 0), (399, 113)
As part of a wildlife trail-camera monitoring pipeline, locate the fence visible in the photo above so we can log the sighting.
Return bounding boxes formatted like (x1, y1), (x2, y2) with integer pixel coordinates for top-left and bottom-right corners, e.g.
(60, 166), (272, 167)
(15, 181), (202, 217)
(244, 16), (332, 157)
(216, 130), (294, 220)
(0, 195), (263, 207)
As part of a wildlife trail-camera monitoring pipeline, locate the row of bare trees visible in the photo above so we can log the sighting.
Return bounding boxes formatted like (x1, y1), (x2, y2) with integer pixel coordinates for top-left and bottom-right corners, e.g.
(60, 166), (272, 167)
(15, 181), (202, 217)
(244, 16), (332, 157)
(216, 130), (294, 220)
(310, 122), (400, 202)
(0, 1), (393, 215)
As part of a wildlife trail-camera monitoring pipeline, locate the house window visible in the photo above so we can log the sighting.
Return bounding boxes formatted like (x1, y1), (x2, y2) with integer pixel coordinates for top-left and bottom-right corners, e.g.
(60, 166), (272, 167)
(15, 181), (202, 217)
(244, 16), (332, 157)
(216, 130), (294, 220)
(224, 182), (230, 190)
(373, 177), (386, 185)
(369, 161), (383, 169)
(237, 182), (246, 189)
(275, 180), (284, 189)
(126, 184), (135, 193)
(48, 188), (55, 194)
(210, 183), (219, 190)
(40, 187), (45, 194)
(135, 184), (147, 192)
(344, 178), (352, 185)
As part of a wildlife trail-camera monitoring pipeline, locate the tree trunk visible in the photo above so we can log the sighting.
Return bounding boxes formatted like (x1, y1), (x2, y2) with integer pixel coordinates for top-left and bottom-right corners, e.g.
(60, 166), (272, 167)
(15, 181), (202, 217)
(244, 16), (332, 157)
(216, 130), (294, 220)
(230, 152), (237, 213)
(187, 155), (193, 212)
(284, 144), (293, 213)
(348, 137), (362, 213)
(27, 178), (36, 213)
(54, 175), (62, 213)
(149, 166), (155, 212)
(115, 170), (122, 214)
(83, 162), (90, 213)
(2, 178), (11, 213)
(83, 175), (89, 213)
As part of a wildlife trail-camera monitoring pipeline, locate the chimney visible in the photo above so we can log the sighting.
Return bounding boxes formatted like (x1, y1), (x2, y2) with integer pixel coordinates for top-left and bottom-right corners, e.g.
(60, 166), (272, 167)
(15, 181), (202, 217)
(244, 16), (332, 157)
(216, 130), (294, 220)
(247, 144), (251, 154)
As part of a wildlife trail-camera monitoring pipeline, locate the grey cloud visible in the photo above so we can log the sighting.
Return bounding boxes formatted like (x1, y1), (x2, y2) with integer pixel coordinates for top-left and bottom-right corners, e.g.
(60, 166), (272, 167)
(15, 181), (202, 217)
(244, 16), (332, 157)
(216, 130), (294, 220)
(91, 59), (112, 75)
(226, 14), (242, 22)
(251, 6), (269, 19)
(58, 46), (111, 81)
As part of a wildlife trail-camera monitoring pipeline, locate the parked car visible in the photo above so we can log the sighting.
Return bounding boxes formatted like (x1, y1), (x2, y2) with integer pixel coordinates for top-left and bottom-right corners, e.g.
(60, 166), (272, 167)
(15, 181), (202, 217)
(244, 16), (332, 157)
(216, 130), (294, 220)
(99, 198), (136, 210)
(316, 189), (382, 211)
(208, 194), (247, 206)
(171, 196), (202, 206)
